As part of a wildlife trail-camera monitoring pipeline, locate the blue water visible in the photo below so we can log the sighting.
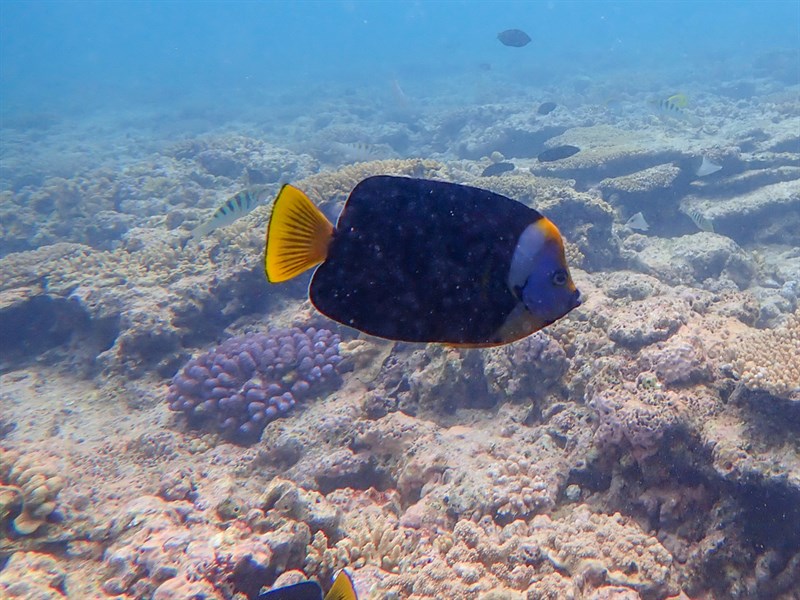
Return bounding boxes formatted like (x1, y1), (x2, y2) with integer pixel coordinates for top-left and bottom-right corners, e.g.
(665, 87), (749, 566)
(2, 2), (800, 598)
(2, 0), (797, 120)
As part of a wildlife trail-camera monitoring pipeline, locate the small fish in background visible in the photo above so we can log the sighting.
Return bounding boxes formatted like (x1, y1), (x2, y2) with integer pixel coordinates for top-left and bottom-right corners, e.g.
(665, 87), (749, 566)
(651, 93), (704, 126)
(390, 77), (409, 111)
(190, 186), (270, 240)
(497, 28), (531, 47)
(257, 570), (357, 600)
(537, 145), (580, 162)
(481, 162), (515, 177)
(478, 62), (492, 71)
(695, 155), (723, 177)
(265, 176), (581, 346)
(625, 212), (650, 232)
(537, 101), (557, 115)
(332, 141), (385, 163)
(681, 207), (715, 233)
(656, 93), (689, 113)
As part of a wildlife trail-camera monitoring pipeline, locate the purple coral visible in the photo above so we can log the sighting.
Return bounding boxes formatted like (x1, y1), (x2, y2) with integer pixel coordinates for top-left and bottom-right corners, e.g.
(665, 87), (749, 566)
(167, 327), (342, 443)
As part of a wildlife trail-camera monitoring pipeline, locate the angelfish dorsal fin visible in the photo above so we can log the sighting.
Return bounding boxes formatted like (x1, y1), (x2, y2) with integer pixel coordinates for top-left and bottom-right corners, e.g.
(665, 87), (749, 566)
(265, 184), (334, 283)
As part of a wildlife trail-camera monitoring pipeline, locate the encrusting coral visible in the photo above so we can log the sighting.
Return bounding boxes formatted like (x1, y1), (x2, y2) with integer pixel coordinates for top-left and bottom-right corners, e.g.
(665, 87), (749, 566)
(0, 551), (67, 599)
(732, 309), (800, 398)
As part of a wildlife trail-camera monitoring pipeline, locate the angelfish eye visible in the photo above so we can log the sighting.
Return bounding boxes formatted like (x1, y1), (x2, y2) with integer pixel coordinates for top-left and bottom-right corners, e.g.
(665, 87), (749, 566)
(552, 270), (568, 286)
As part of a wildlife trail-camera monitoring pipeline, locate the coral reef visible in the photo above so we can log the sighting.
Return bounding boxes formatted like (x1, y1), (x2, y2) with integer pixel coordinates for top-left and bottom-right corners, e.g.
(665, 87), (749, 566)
(606, 296), (688, 349)
(0, 552), (67, 599)
(732, 309), (800, 399)
(1, 78), (800, 600)
(0, 448), (65, 536)
(621, 232), (756, 290)
(99, 494), (308, 600)
(167, 328), (343, 443)
(682, 175), (800, 246)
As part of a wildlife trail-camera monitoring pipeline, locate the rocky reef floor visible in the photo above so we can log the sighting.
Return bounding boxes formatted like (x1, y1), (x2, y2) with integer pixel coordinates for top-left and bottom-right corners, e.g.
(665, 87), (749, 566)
(1, 67), (799, 599)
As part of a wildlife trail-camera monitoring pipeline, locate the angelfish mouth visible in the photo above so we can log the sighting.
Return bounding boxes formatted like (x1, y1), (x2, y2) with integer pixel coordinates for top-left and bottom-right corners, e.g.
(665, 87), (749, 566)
(572, 289), (582, 308)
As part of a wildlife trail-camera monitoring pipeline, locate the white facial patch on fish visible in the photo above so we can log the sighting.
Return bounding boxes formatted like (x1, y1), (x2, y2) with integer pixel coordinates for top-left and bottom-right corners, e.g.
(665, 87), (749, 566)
(508, 222), (547, 292)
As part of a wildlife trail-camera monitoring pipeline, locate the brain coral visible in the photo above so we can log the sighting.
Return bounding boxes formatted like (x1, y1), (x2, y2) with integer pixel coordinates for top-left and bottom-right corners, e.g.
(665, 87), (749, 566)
(167, 327), (342, 444)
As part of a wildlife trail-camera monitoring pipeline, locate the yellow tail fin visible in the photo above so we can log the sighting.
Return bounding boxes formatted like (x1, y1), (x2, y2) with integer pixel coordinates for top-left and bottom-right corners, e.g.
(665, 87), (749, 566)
(324, 570), (357, 600)
(265, 184), (334, 283)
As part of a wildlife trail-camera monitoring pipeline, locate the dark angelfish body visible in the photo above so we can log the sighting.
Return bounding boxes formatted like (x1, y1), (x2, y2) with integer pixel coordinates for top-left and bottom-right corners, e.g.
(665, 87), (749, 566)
(258, 581), (324, 600)
(497, 28), (532, 47)
(257, 570), (357, 600)
(481, 162), (515, 177)
(537, 101), (557, 115)
(265, 176), (580, 346)
(537, 145), (580, 162)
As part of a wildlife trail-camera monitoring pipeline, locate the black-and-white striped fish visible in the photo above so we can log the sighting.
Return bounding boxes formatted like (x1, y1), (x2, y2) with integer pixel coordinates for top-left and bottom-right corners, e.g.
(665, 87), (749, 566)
(682, 207), (715, 233)
(191, 187), (271, 239)
(332, 141), (386, 163)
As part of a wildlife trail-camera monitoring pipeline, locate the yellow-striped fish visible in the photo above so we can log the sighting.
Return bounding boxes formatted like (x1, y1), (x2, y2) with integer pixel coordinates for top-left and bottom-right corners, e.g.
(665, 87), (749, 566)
(191, 187), (270, 240)
(657, 93), (689, 113)
(651, 93), (703, 126)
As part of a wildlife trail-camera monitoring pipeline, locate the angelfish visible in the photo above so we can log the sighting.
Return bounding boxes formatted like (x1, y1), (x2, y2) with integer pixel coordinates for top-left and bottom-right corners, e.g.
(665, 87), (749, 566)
(258, 570), (357, 600)
(265, 175), (581, 346)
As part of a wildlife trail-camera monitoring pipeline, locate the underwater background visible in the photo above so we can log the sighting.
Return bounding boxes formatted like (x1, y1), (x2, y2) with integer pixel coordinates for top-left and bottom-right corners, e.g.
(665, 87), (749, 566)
(1, 1), (799, 598)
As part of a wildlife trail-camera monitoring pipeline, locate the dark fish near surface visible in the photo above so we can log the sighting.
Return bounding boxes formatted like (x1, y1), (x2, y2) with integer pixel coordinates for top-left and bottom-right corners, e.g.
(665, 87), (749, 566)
(537, 102), (557, 115)
(537, 145), (580, 162)
(497, 28), (531, 47)
(265, 176), (580, 346)
(258, 570), (357, 600)
(481, 162), (515, 177)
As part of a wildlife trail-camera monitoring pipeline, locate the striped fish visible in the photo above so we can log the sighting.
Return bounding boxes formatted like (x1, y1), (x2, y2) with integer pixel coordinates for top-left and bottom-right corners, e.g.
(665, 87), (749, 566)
(191, 188), (269, 240)
(656, 93), (688, 114)
(651, 93), (703, 127)
(333, 141), (385, 163)
(682, 207), (715, 233)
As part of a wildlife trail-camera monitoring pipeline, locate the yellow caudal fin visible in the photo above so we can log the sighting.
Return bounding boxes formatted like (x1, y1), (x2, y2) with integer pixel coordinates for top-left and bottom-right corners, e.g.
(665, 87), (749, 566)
(265, 184), (334, 283)
(324, 570), (357, 600)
